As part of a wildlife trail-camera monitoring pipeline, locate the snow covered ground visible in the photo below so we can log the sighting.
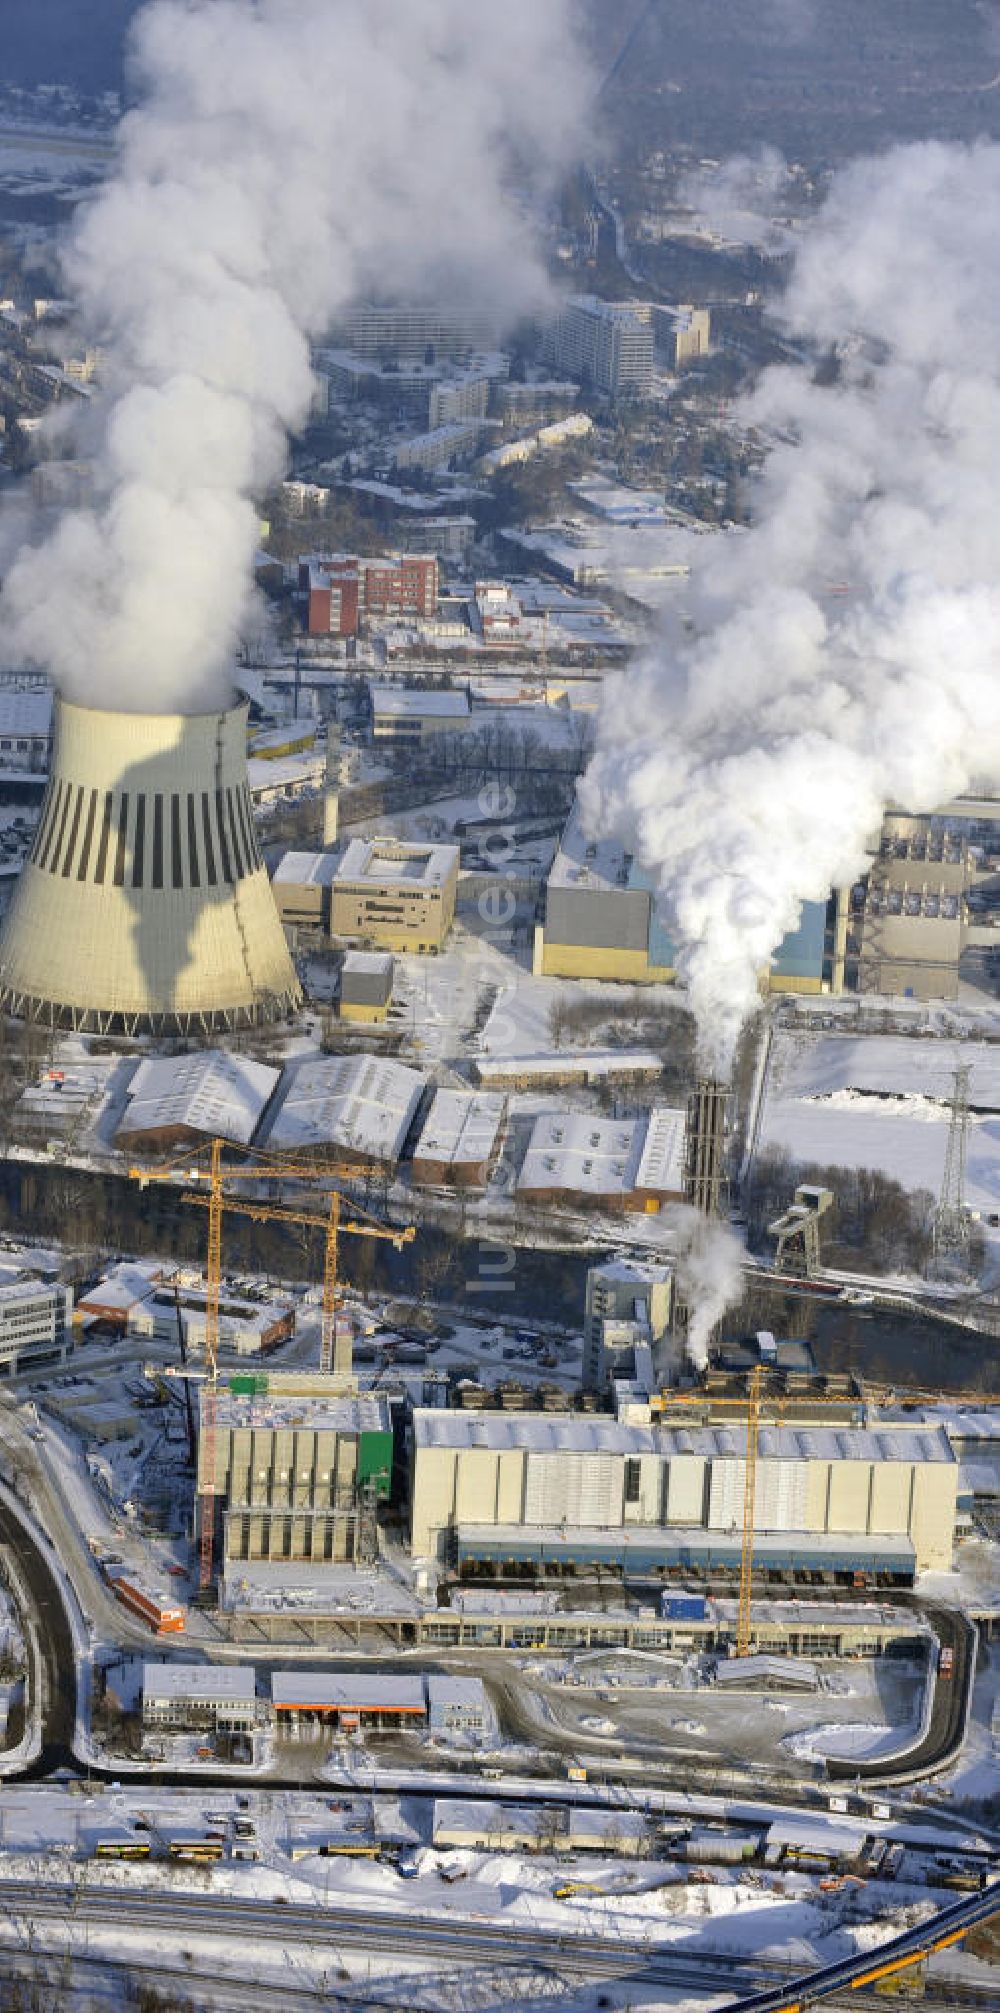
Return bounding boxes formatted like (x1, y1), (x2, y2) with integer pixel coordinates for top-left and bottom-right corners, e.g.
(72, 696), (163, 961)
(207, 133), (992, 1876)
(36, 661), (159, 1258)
(757, 1025), (1000, 1221)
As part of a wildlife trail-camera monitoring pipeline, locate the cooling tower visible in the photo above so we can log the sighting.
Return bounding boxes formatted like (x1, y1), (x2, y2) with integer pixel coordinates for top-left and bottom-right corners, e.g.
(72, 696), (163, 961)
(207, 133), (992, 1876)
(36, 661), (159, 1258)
(0, 697), (301, 1034)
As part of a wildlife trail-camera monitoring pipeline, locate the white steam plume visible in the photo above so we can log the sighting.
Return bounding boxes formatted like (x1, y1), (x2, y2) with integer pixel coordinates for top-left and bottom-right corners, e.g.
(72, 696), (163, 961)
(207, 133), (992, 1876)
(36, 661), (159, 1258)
(581, 141), (1000, 1071)
(663, 1205), (745, 1371)
(0, 0), (590, 713)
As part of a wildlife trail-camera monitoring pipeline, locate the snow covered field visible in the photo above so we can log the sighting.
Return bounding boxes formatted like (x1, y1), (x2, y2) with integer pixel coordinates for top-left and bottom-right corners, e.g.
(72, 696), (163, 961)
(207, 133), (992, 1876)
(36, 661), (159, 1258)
(757, 1027), (1000, 1221)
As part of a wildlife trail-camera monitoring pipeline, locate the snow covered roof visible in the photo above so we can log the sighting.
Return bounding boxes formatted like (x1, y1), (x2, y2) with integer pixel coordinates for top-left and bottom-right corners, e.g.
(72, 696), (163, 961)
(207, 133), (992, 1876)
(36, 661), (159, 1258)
(143, 1662), (256, 1701)
(548, 799), (648, 895)
(335, 836), (459, 886)
(413, 1089), (505, 1168)
(343, 951), (394, 977)
(634, 1105), (687, 1195)
(267, 1052), (425, 1162)
(271, 1672), (424, 1711)
(273, 850), (340, 888)
(77, 1260), (163, 1314)
(212, 1389), (390, 1434)
(118, 1050), (279, 1147)
(426, 1675), (487, 1707)
(518, 1109), (645, 1197)
(475, 1049), (663, 1086)
(368, 685), (470, 721)
(414, 1409), (956, 1465)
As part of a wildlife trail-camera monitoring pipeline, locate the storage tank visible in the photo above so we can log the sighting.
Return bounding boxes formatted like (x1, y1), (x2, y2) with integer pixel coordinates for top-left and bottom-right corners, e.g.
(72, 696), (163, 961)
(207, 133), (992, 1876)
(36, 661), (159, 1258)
(0, 696), (301, 1033)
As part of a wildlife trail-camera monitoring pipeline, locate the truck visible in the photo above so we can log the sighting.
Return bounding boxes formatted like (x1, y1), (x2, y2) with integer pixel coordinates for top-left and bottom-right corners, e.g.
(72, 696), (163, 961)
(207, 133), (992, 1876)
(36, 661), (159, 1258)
(938, 1645), (954, 1680)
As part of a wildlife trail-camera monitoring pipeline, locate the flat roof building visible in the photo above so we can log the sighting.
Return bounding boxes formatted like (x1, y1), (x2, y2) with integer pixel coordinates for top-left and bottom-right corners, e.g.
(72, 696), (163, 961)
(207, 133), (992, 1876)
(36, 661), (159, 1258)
(271, 1671), (426, 1731)
(411, 1090), (505, 1189)
(339, 950), (394, 1025)
(330, 837), (459, 954)
(536, 803), (841, 997)
(410, 1409), (957, 1574)
(368, 684), (471, 748)
(0, 1278), (73, 1377)
(272, 850), (340, 936)
(142, 1661), (259, 1733)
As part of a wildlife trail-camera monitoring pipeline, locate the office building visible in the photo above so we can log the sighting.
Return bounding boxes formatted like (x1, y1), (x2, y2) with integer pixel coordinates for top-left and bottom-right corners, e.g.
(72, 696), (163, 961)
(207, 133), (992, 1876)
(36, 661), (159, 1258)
(330, 837), (459, 953)
(299, 553), (439, 638)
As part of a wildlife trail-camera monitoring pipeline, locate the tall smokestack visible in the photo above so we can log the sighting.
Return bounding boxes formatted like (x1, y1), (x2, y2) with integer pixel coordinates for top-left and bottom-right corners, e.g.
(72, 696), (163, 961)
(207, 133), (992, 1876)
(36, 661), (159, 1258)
(0, 696), (300, 1033)
(323, 724), (341, 848)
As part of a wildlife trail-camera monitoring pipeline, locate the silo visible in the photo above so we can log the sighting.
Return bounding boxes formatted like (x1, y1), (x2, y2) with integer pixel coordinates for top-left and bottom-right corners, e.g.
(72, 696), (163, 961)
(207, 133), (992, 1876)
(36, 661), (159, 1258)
(0, 696), (301, 1033)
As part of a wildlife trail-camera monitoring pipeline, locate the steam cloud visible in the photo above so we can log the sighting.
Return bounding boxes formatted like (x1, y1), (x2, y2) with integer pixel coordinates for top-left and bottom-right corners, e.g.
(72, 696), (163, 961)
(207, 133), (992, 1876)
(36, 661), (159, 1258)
(663, 1205), (745, 1371)
(0, 0), (590, 712)
(581, 141), (1000, 1070)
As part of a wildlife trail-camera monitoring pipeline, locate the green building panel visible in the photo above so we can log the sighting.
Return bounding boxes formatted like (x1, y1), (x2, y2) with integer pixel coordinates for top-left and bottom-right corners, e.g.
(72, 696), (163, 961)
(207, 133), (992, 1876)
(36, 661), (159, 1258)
(358, 1428), (394, 1499)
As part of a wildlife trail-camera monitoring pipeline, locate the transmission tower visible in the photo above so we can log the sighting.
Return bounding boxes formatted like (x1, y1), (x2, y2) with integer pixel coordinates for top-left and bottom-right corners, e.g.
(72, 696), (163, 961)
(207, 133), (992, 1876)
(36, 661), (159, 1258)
(933, 1064), (972, 1273)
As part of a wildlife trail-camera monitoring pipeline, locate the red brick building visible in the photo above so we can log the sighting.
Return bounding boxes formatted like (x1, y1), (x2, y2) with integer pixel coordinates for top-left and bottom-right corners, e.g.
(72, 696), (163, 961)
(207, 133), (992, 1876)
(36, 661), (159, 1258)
(299, 553), (438, 638)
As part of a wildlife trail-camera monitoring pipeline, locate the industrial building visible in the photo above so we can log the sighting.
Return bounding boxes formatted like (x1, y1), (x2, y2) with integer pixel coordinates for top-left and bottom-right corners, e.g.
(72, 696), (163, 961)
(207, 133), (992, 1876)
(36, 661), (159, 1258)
(267, 1051), (426, 1163)
(411, 1089), (506, 1189)
(516, 1106), (686, 1214)
(298, 553), (438, 638)
(409, 1410), (957, 1574)
(583, 1258), (673, 1390)
(0, 698), (301, 1034)
(0, 1277), (73, 1376)
(115, 1050), (280, 1154)
(129, 1285), (294, 1358)
(271, 851), (340, 937)
(852, 796), (1000, 1000)
(142, 1662), (260, 1736)
(368, 684), (471, 752)
(330, 837), (459, 953)
(272, 1671), (426, 1734)
(535, 804), (844, 995)
(544, 296), (654, 401)
(339, 950), (394, 1025)
(198, 1380), (394, 1570)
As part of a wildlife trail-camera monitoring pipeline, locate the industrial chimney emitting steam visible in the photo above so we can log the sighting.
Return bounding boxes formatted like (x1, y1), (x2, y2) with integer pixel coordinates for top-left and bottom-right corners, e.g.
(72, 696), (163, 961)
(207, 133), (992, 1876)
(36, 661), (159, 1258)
(0, 697), (301, 1034)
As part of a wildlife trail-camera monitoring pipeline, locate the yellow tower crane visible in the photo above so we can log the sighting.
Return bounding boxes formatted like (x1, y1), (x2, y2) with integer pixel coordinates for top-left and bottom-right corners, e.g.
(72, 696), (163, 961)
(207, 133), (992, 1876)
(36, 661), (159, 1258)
(736, 1364), (763, 1659)
(129, 1140), (415, 1592)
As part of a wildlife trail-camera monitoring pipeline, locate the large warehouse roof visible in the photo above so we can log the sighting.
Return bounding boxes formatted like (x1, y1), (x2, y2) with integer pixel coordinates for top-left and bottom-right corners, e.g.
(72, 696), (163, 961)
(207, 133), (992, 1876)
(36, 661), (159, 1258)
(413, 1410), (955, 1464)
(271, 1672), (425, 1711)
(118, 1051), (279, 1147)
(518, 1110), (644, 1198)
(266, 1052), (426, 1162)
